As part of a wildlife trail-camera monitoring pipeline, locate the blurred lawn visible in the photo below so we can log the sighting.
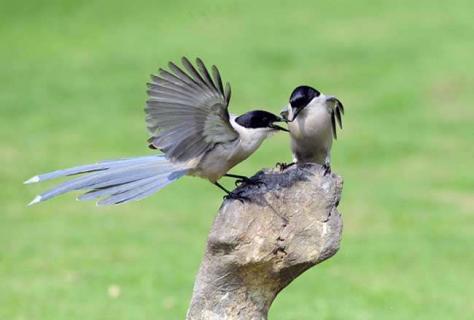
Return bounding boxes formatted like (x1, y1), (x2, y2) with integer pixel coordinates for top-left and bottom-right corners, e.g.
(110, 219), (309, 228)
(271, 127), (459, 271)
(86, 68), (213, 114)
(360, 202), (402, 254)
(1, 0), (473, 319)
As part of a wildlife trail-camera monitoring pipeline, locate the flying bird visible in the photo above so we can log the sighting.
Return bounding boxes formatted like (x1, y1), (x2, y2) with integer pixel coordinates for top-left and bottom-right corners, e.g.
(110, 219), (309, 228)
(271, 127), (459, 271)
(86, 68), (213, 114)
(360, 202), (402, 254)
(281, 85), (344, 173)
(25, 57), (287, 206)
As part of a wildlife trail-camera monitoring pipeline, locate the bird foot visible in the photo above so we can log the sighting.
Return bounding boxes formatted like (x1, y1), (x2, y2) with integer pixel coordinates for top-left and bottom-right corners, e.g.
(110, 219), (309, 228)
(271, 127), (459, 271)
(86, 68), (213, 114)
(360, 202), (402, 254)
(234, 176), (265, 187)
(223, 190), (251, 203)
(322, 163), (331, 176)
(276, 162), (296, 171)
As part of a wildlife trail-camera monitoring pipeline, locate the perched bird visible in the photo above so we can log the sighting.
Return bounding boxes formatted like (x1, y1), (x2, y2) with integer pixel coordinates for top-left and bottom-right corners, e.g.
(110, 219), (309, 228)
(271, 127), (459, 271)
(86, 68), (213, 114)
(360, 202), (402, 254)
(280, 85), (344, 173)
(25, 57), (287, 206)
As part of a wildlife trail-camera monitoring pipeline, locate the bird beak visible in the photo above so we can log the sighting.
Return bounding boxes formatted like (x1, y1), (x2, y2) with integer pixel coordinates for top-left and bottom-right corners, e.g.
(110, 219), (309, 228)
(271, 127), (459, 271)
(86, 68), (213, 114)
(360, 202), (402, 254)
(280, 103), (302, 123)
(269, 118), (289, 132)
(287, 103), (309, 122)
(271, 124), (289, 132)
(280, 105), (290, 122)
(289, 106), (303, 122)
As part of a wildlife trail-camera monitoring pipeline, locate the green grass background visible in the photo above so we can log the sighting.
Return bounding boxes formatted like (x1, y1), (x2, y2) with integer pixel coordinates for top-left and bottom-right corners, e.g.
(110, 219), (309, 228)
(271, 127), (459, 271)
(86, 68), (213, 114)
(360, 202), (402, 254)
(1, 0), (473, 319)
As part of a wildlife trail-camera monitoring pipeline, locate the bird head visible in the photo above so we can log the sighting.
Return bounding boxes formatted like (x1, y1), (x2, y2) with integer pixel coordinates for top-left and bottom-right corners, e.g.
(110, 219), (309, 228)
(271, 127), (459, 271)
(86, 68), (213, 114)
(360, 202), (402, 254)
(281, 85), (321, 122)
(235, 110), (288, 132)
(281, 85), (344, 126)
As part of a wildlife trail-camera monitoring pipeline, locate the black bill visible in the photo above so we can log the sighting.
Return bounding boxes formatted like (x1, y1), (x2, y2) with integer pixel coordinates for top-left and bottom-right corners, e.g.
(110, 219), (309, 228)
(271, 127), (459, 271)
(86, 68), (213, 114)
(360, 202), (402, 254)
(270, 123), (289, 132)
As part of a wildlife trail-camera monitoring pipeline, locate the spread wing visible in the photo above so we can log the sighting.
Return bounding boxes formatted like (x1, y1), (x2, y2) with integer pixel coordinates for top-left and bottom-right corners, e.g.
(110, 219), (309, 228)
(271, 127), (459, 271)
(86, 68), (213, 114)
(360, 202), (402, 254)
(145, 57), (238, 162)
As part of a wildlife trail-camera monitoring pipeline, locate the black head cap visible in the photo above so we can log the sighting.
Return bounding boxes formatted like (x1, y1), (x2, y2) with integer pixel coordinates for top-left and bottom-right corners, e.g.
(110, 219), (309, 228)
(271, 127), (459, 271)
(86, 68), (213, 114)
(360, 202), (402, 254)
(289, 85), (320, 110)
(235, 110), (286, 130)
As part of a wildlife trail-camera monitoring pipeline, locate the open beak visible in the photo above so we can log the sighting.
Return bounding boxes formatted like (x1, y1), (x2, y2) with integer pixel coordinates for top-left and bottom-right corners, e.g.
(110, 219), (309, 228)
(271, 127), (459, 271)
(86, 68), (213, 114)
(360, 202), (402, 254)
(280, 105), (290, 122)
(270, 118), (289, 132)
(280, 104), (301, 123)
(270, 123), (289, 132)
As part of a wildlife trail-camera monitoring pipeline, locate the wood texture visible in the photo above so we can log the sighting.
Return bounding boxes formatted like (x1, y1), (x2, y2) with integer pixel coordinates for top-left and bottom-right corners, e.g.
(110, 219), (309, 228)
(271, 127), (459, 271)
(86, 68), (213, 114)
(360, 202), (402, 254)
(187, 164), (343, 320)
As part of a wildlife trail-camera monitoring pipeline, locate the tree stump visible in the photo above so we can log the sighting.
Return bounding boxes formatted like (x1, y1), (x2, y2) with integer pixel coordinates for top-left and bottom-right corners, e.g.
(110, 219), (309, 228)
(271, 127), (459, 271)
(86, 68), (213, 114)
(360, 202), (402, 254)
(186, 163), (343, 320)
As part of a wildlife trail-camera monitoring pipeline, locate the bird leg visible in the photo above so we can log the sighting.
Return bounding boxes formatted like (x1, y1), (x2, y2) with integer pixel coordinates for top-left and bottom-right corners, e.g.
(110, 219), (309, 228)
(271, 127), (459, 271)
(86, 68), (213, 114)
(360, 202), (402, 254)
(322, 155), (332, 176)
(214, 181), (232, 194)
(224, 173), (264, 187)
(224, 173), (250, 185)
(214, 181), (250, 203)
(322, 162), (331, 176)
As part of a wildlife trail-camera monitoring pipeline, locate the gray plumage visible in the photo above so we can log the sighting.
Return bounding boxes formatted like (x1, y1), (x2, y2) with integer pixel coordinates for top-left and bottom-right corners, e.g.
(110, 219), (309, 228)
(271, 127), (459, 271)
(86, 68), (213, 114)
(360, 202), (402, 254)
(146, 57), (237, 163)
(25, 156), (188, 206)
(25, 157), (157, 183)
(283, 91), (344, 166)
(25, 57), (285, 206)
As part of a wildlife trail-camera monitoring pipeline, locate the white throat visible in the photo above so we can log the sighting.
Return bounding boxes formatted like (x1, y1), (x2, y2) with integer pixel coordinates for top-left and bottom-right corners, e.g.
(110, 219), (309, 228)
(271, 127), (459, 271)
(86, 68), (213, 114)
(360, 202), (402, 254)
(230, 116), (273, 153)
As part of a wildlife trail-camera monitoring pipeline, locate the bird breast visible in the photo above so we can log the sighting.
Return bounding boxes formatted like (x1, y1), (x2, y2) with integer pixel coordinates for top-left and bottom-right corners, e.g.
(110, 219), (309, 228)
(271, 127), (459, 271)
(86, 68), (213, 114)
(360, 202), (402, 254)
(289, 105), (331, 141)
(288, 105), (333, 164)
(192, 122), (271, 182)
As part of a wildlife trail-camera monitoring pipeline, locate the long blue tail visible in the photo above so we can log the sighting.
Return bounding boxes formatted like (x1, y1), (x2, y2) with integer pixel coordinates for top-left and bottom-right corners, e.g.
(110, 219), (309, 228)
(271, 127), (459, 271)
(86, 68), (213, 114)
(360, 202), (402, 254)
(25, 155), (188, 206)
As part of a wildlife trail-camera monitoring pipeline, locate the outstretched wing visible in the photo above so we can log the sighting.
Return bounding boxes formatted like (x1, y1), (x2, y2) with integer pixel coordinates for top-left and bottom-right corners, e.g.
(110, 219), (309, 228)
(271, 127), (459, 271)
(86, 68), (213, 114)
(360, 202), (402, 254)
(145, 57), (237, 163)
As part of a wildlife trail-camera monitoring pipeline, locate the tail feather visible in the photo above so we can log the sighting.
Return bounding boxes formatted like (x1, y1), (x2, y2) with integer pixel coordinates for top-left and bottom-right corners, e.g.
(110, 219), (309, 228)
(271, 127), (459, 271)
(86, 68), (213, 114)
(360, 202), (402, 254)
(36, 163), (162, 202)
(97, 170), (187, 206)
(24, 156), (158, 184)
(26, 155), (188, 206)
(77, 176), (158, 201)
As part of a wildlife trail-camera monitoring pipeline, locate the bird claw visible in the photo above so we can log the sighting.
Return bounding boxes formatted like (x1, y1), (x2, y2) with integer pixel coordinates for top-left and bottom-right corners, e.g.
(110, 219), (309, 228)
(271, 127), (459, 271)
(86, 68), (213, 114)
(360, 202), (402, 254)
(234, 176), (265, 187)
(276, 162), (295, 171)
(234, 177), (250, 187)
(322, 163), (331, 176)
(223, 190), (250, 203)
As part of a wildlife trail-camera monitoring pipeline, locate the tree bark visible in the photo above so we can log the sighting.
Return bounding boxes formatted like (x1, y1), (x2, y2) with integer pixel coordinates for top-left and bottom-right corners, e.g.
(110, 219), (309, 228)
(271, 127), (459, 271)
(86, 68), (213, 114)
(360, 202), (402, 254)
(186, 163), (343, 320)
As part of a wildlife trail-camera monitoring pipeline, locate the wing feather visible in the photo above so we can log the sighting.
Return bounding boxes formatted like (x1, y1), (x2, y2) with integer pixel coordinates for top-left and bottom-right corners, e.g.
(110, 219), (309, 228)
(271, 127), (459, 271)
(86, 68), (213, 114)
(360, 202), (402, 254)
(212, 65), (225, 96)
(168, 61), (201, 88)
(145, 57), (238, 162)
(224, 82), (231, 104)
(181, 57), (211, 90)
(196, 58), (218, 92)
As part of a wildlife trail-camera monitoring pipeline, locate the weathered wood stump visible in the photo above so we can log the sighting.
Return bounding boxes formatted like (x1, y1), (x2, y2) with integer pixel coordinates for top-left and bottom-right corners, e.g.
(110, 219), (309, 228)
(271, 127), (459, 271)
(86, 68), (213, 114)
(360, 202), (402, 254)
(187, 164), (343, 320)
